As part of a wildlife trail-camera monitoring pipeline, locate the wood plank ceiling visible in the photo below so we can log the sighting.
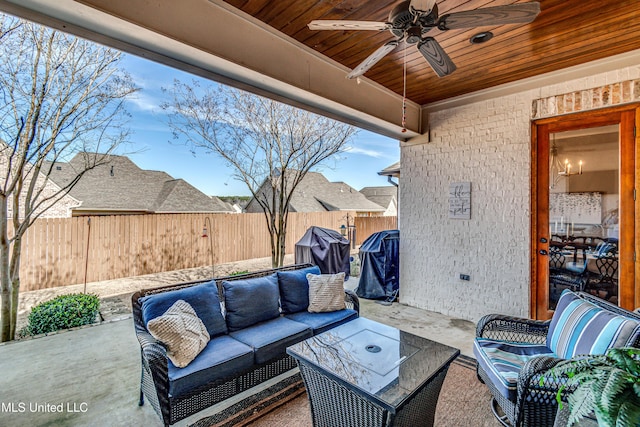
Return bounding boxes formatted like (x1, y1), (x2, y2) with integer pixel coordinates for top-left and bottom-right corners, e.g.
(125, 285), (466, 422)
(222, 0), (640, 105)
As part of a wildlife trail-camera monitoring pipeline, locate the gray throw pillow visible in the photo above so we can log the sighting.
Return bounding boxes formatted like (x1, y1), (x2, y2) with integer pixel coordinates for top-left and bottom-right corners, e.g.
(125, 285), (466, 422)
(306, 272), (346, 313)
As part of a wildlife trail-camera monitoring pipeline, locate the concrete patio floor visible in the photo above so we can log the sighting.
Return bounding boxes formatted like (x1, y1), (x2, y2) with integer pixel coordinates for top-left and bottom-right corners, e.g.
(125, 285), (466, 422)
(1, 272), (477, 427)
(0, 299), (476, 427)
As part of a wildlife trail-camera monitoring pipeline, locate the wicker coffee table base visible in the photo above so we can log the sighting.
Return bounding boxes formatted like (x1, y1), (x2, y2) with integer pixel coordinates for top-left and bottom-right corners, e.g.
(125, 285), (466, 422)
(298, 360), (450, 427)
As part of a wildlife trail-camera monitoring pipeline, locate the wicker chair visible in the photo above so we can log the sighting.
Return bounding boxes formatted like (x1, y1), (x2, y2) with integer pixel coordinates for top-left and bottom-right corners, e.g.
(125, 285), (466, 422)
(474, 291), (640, 427)
(584, 249), (618, 300)
(548, 246), (588, 307)
(132, 264), (360, 426)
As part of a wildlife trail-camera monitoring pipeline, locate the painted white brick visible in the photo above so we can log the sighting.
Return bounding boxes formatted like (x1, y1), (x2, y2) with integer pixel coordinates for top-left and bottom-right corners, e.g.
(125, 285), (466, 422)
(400, 64), (638, 323)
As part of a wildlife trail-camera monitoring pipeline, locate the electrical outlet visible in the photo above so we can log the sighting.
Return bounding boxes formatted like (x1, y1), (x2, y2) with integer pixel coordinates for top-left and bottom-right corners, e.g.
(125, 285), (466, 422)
(459, 274), (471, 281)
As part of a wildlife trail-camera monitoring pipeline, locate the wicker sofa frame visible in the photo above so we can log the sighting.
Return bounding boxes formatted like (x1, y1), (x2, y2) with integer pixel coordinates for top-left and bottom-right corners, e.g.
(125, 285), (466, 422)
(132, 263), (360, 426)
(475, 291), (640, 427)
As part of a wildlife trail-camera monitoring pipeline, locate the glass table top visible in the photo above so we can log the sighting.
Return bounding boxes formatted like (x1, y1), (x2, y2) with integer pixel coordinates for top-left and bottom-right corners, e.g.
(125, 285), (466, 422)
(287, 317), (460, 410)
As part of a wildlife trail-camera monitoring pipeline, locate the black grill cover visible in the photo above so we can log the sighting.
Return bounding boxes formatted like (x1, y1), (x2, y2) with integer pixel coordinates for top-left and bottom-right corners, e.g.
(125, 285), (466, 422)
(356, 229), (399, 299)
(294, 226), (350, 279)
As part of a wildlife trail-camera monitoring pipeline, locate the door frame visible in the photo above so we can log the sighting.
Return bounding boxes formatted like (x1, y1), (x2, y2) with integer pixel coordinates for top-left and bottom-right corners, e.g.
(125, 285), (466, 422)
(530, 104), (639, 319)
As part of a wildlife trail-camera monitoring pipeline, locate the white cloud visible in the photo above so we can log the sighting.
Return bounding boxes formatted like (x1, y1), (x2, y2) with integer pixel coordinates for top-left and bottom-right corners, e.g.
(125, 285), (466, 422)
(344, 145), (385, 158)
(126, 92), (162, 113)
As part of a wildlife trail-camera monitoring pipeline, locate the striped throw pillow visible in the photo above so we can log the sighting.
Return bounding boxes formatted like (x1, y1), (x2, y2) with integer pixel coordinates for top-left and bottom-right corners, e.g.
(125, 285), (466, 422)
(547, 291), (640, 359)
(306, 272), (346, 313)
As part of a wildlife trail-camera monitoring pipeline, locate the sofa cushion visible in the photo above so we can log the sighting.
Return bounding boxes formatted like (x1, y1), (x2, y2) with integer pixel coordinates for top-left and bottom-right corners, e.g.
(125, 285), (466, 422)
(147, 300), (210, 368)
(547, 290), (640, 359)
(277, 265), (321, 314)
(140, 281), (227, 337)
(307, 272), (346, 313)
(230, 317), (312, 364)
(168, 334), (254, 399)
(223, 274), (281, 332)
(474, 338), (555, 401)
(285, 309), (358, 335)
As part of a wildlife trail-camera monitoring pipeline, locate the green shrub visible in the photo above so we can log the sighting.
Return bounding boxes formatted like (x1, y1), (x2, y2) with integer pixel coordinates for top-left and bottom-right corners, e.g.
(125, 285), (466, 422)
(230, 270), (250, 276)
(24, 293), (100, 336)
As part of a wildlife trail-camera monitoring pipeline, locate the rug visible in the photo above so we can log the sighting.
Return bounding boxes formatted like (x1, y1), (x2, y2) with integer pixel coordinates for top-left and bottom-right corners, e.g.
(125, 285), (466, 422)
(195, 355), (502, 427)
(190, 373), (306, 427)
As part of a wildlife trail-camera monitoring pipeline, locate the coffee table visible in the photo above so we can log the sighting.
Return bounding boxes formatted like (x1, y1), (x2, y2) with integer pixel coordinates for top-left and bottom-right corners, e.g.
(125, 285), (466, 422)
(287, 317), (460, 427)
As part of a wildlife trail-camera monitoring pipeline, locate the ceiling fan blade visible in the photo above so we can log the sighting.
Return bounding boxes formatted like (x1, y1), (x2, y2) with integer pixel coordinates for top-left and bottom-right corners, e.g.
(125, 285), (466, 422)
(346, 40), (399, 79)
(417, 37), (457, 77)
(438, 2), (540, 30)
(308, 20), (389, 31)
(409, 0), (437, 15)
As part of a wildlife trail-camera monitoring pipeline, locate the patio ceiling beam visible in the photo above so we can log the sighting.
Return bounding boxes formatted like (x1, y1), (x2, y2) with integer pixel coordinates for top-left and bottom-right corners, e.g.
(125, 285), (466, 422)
(0, 0), (422, 140)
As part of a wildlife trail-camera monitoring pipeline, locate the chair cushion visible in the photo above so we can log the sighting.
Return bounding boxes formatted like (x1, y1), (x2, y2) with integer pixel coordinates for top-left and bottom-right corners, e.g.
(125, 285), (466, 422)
(277, 265), (321, 314)
(285, 309), (358, 335)
(223, 274), (280, 332)
(547, 290), (640, 359)
(307, 272), (346, 313)
(230, 317), (312, 364)
(168, 334), (254, 399)
(147, 300), (210, 368)
(474, 338), (555, 401)
(140, 281), (227, 337)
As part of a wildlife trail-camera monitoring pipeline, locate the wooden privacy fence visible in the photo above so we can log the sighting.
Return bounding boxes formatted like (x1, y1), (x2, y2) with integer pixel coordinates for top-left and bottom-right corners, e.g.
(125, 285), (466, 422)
(18, 212), (397, 292)
(354, 216), (398, 245)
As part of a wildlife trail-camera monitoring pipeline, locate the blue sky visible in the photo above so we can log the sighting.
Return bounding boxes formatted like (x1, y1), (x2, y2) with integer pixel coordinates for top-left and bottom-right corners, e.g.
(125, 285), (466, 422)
(118, 55), (399, 197)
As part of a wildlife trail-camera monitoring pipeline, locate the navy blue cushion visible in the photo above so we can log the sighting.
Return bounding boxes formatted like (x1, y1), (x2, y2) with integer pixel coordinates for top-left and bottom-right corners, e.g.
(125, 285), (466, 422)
(473, 338), (555, 401)
(140, 281), (227, 337)
(168, 335), (254, 399)
(230, 317), (312, 364)
(277, 266), (321, 314)
(285, 309), (358, 335)
(223, 274), (280, 332)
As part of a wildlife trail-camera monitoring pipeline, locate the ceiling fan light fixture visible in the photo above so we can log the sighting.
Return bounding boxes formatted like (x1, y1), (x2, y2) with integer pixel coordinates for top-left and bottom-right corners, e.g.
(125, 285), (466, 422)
(470, 31), (493, 44)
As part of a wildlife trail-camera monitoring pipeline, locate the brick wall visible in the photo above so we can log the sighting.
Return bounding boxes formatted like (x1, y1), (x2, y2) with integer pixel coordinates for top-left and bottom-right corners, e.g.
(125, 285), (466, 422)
(0, 156), (81, 219)
(400, 64), (640, 322)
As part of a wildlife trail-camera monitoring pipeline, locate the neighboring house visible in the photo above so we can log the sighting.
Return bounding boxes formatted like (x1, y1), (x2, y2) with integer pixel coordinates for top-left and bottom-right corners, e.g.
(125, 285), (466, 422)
(0, 146), (82, 219)
(245, 171), (386, 216)
(219, 196), (251, 213)
(360, 186), (397, 216)
(46, 154), (234, 216)
(378, 161), (400, 179)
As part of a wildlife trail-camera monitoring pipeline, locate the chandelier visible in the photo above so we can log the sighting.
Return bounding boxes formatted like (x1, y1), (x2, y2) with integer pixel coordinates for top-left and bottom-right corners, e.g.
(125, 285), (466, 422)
(549, 136), (583, 189)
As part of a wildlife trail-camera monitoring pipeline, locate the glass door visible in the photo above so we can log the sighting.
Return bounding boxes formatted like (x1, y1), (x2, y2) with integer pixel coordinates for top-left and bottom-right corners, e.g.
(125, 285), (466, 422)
(532, 106), (636, 320)
(547, 126), (619, 309)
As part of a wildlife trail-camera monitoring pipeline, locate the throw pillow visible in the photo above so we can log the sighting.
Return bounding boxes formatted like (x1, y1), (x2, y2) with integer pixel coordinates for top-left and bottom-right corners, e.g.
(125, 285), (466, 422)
(307, 272), (346, 313)
(547, 290), (640, 359)
(140, 281), (227, 338)
(277, 265), (321, 314)
(147, 299), (210, 368)
(222, 274), (281, 332)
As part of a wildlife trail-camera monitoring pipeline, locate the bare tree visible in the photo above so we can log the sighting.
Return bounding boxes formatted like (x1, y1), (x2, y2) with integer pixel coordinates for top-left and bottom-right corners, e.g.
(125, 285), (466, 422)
(163, 82), (357, 267)
(0, 15), (138, 341)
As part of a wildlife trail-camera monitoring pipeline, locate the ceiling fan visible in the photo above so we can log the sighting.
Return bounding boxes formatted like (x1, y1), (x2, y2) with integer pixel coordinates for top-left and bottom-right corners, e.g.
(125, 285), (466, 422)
(308, 0), (541, 79)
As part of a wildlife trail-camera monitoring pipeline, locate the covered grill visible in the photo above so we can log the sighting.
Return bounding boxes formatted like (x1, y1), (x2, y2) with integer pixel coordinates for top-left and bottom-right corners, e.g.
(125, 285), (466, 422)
(356, 229), (399, 300)
(294, 226), (350, 278)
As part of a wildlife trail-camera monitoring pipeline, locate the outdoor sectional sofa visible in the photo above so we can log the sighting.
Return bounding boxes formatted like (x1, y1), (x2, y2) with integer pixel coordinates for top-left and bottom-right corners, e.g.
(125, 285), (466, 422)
(132, 263), (359, 426)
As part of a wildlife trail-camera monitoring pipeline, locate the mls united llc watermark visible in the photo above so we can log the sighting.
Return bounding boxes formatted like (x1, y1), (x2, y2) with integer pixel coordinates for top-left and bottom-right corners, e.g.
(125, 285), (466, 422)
(1, 401), (88, 413)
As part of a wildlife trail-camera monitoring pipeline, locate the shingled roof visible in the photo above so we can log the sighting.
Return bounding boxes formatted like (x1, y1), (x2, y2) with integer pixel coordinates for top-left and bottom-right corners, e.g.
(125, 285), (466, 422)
(378, 161), (400, 177)
(360, 186), (397, 211)
(46, 154), (233, 214)
(246, 171), (385, 213)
